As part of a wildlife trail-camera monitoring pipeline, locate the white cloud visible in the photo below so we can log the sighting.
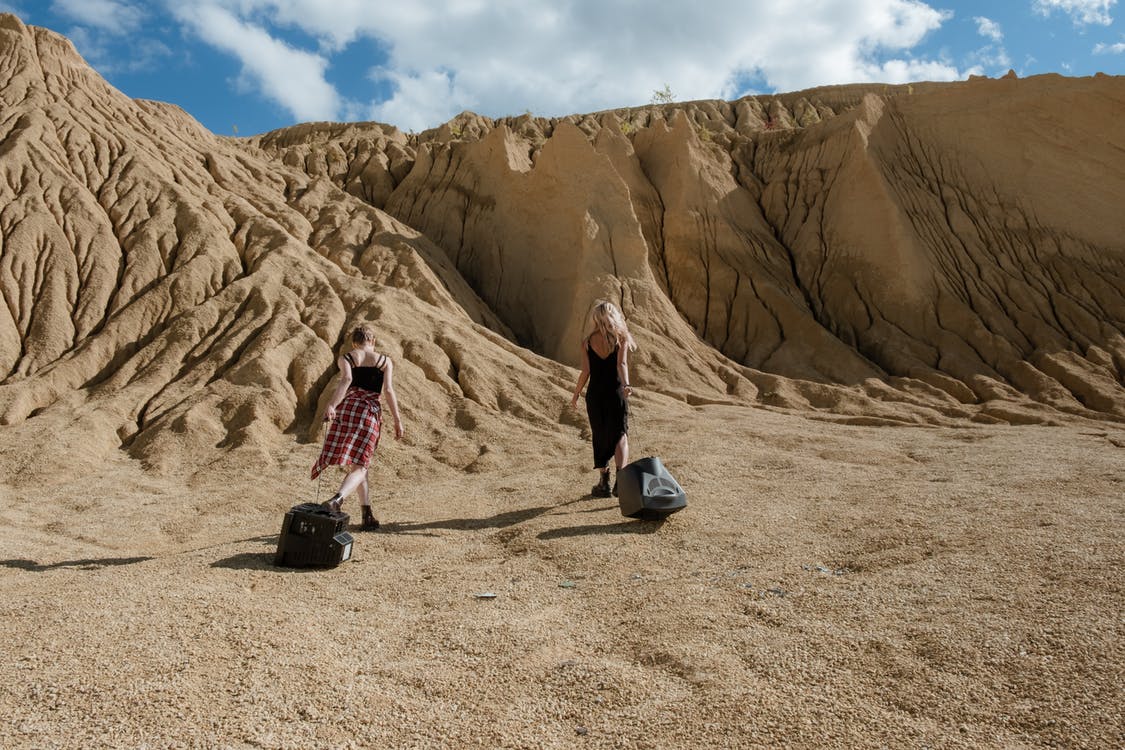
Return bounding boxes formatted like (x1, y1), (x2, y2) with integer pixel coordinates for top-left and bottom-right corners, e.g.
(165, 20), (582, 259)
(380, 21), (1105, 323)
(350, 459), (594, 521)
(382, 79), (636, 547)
(965, 18), (1011, 74)
(1033, 0), (1116, 26)
(171, 3), (342, 123)
(974, 17), (1004, 41)
(964, 44), (1013, 74)
(367, 68), (457, 131)
(168, 0), (970, 131)
(871, 57), (970, 81)
(65, 25), (172, 74)
(1093, 39), (1125, 52)
(368, 0), (963, 131)
(224, 0), (383, 52)
(51, 0), (145, 33)
(0, 3), (26, 17)
(47, 0), (169, 78)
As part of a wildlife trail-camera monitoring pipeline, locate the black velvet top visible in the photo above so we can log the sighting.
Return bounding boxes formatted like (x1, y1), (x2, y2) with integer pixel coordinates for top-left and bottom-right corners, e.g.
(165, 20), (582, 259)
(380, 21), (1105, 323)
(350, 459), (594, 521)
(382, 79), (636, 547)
(344, 351), (386, 392)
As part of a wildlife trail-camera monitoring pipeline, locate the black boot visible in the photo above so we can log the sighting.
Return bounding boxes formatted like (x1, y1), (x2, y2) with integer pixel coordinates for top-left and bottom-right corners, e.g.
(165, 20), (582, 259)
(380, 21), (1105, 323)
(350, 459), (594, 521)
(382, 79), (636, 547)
(592, 471), (611, 498)
(322, 493), (343, 512)
(361, 505), (380, 530)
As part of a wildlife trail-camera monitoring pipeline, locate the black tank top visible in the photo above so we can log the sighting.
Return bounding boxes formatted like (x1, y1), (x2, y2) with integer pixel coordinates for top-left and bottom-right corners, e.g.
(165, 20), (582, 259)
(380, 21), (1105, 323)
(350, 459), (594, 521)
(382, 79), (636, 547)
(587, 338), (620, 392)
(345, 352), (385, 392)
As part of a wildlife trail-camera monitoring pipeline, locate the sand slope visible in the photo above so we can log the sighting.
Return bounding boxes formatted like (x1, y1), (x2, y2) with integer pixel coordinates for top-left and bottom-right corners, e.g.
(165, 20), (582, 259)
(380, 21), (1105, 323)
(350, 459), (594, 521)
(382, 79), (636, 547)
(254, 76), (1125, 424)
(0, 15), (1123, 749)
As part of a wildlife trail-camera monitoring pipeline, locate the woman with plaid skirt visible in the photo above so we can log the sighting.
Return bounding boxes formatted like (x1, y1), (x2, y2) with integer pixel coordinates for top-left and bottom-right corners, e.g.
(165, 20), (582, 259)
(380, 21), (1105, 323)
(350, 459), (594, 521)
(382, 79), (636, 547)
(312, 325), (404, 529)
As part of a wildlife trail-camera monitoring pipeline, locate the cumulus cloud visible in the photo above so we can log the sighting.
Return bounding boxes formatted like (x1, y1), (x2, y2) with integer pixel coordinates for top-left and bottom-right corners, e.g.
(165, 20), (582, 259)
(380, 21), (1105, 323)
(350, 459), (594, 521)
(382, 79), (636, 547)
(1033, 0), (1116, 26)
(965, 17), (1011, 74)
(974, 17), (1004, 41)
(371, 0), (962, 130)
(48, 0), (169, 75)
(1093, 40), (1125, 52)
(169, 0), (970, 131)
(51, 0), (145, 33)
(64, 25), (172, 74)
(221, 0), (381, 52)
(172, 3), (342, 123)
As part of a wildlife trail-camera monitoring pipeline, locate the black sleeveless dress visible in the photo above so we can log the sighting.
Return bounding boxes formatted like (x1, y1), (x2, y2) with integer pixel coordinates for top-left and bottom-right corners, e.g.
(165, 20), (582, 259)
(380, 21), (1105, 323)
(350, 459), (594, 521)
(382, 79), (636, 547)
(585, 339), (628, 469)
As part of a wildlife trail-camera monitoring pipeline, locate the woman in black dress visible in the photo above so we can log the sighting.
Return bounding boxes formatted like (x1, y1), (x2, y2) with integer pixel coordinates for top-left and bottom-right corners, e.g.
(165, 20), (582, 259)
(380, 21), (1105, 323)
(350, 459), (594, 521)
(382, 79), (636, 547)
(569, 300), (636, 497)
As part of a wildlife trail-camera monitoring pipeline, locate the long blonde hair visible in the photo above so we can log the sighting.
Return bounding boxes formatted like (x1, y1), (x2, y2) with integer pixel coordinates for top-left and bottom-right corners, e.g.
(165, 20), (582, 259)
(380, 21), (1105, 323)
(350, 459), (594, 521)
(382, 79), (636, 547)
(588, 300), (637, 351)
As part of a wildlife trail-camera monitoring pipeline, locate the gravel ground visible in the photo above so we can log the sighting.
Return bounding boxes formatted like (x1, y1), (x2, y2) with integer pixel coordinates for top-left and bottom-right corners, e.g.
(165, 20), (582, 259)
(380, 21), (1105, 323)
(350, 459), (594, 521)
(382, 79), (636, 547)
(1, 403), (1123, 749)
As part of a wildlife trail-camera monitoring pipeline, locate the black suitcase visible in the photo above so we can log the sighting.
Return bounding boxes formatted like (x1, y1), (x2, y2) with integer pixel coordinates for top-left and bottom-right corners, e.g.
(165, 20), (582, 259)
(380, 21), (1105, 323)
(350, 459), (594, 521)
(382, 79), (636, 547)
(274, 503), (354, 567)
(617, 457), (687, 519)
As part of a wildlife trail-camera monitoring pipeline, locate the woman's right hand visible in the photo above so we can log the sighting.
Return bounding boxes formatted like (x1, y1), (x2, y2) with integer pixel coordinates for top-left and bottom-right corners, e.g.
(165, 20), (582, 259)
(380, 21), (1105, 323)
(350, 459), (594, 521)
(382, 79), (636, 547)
(324, 405), (336, 423)
(569, 393), (579, 409)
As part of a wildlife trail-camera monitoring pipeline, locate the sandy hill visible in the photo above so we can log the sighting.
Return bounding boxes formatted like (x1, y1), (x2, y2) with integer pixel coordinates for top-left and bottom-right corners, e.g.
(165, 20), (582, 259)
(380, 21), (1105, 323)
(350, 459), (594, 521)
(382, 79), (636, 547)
(250, 73), (1125, 424)
(0, 15), (1122, 749)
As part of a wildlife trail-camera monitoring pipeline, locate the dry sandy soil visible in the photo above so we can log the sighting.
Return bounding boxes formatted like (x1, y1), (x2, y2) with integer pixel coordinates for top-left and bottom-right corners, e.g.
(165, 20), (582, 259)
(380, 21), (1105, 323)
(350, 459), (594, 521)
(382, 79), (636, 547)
(2, 397), (1122, 749)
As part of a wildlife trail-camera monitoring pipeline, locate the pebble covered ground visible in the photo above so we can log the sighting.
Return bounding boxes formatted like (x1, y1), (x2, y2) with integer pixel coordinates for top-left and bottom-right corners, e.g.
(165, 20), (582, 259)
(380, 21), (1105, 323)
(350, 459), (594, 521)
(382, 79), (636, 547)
(1, 402), (1123, 749)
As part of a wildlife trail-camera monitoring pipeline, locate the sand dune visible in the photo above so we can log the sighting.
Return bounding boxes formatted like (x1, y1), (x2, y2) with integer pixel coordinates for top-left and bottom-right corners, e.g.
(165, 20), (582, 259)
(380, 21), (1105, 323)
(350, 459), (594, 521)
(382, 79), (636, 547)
(0, 15), (1123, 749)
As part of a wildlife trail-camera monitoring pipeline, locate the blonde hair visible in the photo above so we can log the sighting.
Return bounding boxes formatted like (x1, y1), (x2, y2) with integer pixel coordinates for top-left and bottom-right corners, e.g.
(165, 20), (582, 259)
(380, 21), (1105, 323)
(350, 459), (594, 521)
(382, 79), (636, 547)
(588, 300), (637, 352)
(351, 325), (375, 345)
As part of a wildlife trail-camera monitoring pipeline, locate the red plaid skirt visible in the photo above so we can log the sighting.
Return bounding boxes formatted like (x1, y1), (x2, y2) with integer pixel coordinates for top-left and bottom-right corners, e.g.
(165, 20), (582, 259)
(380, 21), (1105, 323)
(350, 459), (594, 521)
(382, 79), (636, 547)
(311, 387), (382, 479)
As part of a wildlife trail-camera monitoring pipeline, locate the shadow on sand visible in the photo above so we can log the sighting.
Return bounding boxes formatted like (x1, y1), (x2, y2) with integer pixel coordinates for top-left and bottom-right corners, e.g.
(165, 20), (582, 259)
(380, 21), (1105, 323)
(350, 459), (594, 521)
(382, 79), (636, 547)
(0, 556), (154, 572)
(383, 505), (557, 534)
(210, 495), (656, 568)
(210, 535), (297, 571)
(537, 518), (666, 540)
(210, 550), (334, 572)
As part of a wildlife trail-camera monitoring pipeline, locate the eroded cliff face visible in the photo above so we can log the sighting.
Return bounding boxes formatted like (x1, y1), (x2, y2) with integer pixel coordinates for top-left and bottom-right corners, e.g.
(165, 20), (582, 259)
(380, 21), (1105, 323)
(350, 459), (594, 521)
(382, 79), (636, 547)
(251, 73), (1125, 423)
(0, 15), (575, 482)
(0, 15), (1123, 483)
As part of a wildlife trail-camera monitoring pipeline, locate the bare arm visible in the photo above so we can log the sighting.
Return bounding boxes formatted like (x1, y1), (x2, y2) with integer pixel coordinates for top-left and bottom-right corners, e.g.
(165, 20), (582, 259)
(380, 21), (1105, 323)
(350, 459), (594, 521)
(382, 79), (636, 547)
(617, 340), (633, 399)
(323, 354), (353, 421)
(570, 339), (590, 408)
(382, 357), (405, 439)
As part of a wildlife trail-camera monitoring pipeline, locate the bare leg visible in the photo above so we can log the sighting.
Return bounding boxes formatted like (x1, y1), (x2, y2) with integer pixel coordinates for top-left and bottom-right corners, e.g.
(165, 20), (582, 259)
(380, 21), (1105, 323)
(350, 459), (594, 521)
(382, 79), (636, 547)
(358, 471), (370, 510)
(614, 433), (629, 470)
(334, 465), (367, 504)
(357, 471), (379, 528)
(608, 434), (630, 497)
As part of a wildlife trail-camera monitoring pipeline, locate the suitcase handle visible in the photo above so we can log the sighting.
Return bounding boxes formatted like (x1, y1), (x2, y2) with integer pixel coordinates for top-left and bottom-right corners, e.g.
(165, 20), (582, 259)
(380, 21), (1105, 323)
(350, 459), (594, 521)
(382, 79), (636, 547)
(645, 477), (681, 496)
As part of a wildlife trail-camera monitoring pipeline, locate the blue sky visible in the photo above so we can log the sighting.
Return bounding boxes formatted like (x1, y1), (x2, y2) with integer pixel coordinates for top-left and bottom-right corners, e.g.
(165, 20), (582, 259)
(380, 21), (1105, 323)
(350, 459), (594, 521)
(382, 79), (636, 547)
(4, 1), (1123, 136)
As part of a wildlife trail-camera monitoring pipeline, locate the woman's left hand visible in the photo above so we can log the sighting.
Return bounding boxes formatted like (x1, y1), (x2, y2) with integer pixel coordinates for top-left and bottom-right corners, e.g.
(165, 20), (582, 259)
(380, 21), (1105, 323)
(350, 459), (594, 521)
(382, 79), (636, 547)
(622, 385), (633, 399)
(324, 404), (337, 422)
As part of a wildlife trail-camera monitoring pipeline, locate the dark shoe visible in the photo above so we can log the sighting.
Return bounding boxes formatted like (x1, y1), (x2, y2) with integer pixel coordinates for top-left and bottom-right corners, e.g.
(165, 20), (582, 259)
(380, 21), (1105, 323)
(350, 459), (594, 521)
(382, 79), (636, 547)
(322, 494), (343, 513)
(361, 506), (380, 530)
(592, 473), (611, 498)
